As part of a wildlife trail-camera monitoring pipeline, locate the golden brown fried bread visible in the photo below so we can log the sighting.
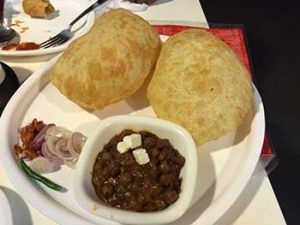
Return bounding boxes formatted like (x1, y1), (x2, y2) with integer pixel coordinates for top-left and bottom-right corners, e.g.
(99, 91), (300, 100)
(50, 9), (161, 109)
(23, 0), (55, 18)
(147, 29), (253, 145)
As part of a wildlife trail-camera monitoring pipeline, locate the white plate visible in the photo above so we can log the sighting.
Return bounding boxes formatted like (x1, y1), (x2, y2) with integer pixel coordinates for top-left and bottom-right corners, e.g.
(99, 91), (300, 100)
(0, 189), (13, 225)
(0, 0), (95, 57)
(0, 55), (265, 225)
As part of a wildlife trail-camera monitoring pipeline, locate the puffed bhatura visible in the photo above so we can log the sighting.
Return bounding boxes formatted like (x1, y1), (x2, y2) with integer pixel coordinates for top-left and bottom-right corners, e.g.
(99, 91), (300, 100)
(147, 29), (253, 145)
(50, 9), (161, 109)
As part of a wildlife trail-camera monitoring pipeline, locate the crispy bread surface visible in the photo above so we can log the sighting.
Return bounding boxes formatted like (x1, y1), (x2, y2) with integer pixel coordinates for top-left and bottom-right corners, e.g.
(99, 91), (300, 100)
(50, 9), (161, 109)
(147, 29), (253, 145)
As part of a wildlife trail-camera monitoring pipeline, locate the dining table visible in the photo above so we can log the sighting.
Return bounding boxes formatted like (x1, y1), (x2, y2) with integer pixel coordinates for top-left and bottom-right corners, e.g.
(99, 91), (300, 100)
(0, 0), (288, 224)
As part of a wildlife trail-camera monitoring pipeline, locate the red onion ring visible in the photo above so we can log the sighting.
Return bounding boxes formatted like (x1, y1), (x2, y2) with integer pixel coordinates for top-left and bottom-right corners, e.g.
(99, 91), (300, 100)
(31, 124), (55, 150)
(41, 142), (63, 164)
(67, 138), (79, 156)
(72, 132), (86, 154)
(43, 126), (87, 167)
(54, 138), (74, 160)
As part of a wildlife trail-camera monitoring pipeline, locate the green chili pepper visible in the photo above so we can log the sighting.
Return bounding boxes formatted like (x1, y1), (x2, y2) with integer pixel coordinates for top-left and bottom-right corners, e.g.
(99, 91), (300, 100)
(19, 158), (65, 192)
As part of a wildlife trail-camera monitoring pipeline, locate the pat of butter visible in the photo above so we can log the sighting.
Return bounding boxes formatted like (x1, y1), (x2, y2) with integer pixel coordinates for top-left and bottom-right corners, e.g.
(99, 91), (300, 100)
(132, 148), (150, 165)
(123, 133), (142, 149)
(117, 141), (130, 154)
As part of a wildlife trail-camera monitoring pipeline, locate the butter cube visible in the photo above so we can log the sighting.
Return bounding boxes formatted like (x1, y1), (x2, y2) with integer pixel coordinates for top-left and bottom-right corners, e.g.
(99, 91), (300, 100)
(132, 148), (150, 165)
(117, 141), (130, 154)
(123, 133), (142, 149)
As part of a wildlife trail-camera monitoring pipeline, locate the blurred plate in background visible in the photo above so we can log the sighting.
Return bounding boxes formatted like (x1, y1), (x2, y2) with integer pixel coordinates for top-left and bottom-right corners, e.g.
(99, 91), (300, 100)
(0, 0), (95, 56)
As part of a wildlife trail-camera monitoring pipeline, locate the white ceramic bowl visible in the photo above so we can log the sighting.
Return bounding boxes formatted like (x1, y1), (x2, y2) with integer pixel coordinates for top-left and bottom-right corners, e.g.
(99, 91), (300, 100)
(73, 115), (198, 224)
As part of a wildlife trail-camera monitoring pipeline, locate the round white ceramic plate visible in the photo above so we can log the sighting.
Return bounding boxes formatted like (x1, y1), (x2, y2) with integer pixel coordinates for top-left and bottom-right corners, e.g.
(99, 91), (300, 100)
(0, 0), (95, 57)
(0, 54), (265, 225)
(0, 189), (13, 225)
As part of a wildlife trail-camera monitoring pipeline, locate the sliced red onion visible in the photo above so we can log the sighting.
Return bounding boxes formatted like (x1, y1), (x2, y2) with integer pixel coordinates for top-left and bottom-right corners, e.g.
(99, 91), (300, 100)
(45, 126), (71, 155)
(54, 138), (74, 160)
(45, 126), (72, 140)
(31, 124), (55, 150)
(72, 132), (87, 154)
(67, 138), (79, 157)
(42, 126), (87, 167)
(30, 155), (61, 173)
(64, 158), (78, 168)
(41, 142), (63, 164)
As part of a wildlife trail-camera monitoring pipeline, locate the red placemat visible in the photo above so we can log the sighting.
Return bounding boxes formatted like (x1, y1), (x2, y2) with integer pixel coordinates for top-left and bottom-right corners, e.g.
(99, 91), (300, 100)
(152, 24), (273, 158)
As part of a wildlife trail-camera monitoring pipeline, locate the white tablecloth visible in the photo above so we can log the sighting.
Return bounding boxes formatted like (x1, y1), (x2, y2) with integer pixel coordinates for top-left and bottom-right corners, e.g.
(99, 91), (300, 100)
(0, 0), (286, 224)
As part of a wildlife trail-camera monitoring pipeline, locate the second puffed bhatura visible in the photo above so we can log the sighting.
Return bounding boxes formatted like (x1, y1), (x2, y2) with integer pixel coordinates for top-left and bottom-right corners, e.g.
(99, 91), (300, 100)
(147, 29), (253, 145)
(50, 9), (161, 109)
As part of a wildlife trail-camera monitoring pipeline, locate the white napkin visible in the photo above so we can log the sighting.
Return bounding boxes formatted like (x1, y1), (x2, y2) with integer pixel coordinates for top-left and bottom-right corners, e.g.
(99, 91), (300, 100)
(106, 0), (149, 12)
